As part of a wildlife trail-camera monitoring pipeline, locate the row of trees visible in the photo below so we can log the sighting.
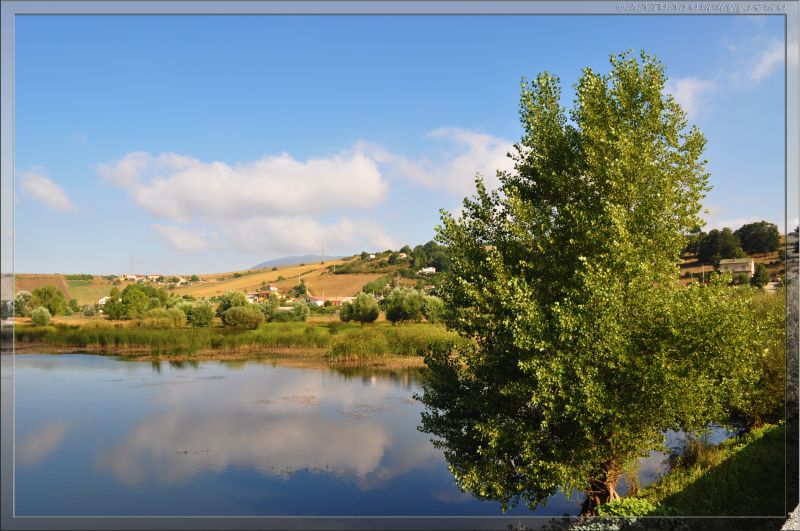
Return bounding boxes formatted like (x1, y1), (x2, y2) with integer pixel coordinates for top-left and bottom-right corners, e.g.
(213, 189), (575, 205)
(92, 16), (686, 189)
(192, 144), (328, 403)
(215, 290), (309, 329)
(102, 284), (214, 328)
(357, 240), (452, 273)
(12, 286), (80, 320)
(685, 221), (781, 264)
(339, 288), (444, 324)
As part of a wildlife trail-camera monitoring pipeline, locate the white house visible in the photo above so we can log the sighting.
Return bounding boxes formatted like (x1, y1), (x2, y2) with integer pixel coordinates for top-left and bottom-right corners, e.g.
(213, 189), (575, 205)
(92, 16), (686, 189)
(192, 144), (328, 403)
(418, 266), (437, 275)
(718, 258), (755, 277)
(98, 296), (110, 306)
(398, 253), (407, 258)
(369, 254), (376, 259)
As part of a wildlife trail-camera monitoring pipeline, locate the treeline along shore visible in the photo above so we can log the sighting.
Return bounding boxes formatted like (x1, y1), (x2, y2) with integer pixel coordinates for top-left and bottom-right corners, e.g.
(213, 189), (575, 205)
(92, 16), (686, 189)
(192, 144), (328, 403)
(3, 320), (463, 368)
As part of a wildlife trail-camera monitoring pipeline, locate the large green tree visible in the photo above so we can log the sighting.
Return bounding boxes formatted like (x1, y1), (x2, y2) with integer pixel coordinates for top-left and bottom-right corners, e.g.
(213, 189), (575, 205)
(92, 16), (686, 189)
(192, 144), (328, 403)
(419, 52), (761, 514)
(735, 220), (780, 255)
(696, 227), (745, 264)
(31, 286), (68, 316)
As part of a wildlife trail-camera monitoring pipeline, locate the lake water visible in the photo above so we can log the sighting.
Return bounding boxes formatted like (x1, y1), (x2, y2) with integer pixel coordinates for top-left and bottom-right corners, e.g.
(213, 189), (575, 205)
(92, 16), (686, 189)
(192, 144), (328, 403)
(4, 354), (730, 517)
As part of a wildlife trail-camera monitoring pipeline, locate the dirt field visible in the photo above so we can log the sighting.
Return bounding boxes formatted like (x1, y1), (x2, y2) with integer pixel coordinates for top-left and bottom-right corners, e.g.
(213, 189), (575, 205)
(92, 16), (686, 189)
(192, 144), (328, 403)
(14, 275), (72, 300)
(174, 259), (347, 297)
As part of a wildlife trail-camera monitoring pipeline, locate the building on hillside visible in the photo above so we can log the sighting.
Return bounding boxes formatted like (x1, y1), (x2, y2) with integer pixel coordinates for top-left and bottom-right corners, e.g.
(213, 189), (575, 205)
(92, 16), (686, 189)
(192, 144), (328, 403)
(320, 296), (356, 306)
(369, 254), (376, 259)
(398, 253), (407, 259)
(307, 297), (326, 307)
(418, 267), (437, 275)
(98, 296), (110, 306)
(247, 290), (276, 303)
(717, 258), (755, 277)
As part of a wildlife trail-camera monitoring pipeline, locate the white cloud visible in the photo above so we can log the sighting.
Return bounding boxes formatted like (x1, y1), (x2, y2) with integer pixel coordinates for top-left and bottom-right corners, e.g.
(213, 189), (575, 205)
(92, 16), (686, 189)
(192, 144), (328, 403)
(18, 169), (77, 212)
(17, 420), (70, 466)
(665, 77), (717, 119)
(152, 225), (210, 252)
(226, 216), (397, 255)
(363, 127), (515, 196)
(99, 132), (512, 257)
(97, 150), (387, 223)
(749, 39), (784, 84)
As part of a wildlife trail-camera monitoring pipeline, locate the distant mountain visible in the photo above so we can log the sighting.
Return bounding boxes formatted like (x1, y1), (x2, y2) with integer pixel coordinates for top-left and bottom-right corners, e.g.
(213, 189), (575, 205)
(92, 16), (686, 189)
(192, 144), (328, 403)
(250, 255), (341, 270)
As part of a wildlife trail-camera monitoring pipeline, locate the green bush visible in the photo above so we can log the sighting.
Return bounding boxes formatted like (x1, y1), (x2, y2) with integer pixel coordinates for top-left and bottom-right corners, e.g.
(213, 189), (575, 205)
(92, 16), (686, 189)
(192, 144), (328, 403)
(222, 306), (264, 329)
(30, 306), (52, 326)
(596, 497), (656, 517)
(292, 301), (310, 322)
(216, 290), (249, 317)
(349, 293), (379, 324)
(32, 286), (67, 316)
(13, 291), (33, 317)
(185, 300), (214, 327)
(384, 287), (425, 323)
(138, 307), (186, 328)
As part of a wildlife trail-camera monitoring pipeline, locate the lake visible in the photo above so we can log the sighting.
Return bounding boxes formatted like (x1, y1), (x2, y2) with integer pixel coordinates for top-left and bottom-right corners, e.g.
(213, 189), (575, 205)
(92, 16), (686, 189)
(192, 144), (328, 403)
(4, 354), (729, 518)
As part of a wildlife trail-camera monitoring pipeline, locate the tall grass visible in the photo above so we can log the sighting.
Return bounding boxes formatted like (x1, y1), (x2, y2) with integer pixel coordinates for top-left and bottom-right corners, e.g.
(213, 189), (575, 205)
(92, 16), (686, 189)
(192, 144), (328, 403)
(9, 321), (463, 359)
(328, 323), (464, 361)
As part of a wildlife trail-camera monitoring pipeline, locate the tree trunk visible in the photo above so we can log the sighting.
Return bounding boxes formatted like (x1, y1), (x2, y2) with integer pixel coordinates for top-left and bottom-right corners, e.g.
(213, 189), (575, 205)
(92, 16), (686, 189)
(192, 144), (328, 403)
(580, 470), (622, 515)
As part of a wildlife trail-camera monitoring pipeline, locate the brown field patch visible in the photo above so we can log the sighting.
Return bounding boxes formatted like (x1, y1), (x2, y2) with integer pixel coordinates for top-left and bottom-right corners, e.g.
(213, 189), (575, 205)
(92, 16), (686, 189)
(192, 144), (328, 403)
(14, 275), (72, 299)
(174, 259), (348, 297)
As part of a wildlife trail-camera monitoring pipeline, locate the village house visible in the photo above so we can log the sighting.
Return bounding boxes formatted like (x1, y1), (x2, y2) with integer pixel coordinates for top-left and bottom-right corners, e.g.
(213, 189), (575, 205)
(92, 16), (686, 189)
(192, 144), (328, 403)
(98, 296), (110, 306)
(315, 296), (355, 306)
(246, 290), (277, 303)
(717, 258), (755, 277)
(418, 266), (437, 275)
(398, 252), (407, 259)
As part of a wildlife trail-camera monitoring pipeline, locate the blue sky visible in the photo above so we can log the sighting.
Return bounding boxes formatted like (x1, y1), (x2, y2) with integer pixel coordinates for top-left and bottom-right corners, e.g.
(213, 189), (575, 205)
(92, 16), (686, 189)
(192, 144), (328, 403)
(12, 15), (789, 274)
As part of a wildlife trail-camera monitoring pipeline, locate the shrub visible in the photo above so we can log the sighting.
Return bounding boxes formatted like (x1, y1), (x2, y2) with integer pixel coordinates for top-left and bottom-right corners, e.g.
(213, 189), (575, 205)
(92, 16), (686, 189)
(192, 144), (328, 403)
(216, 290), (249, 317)
(750, 263), (770, 287)
(138, 307), (187, 328)
(339, 301), (353, 322)
(385, 287), (425, 323)
(596, 497), (657, 517)
(423, 295), (445, 323)
(30, 306), (52, 326)
(82, 305), (97, 317)
(349, 293), (379, 324)
(222, 306), (264, 329)
(292, 301), (310, 322)
(185, 300), (214, 327)
(13, 291), (33, 317)
(32, 286), (67, 316)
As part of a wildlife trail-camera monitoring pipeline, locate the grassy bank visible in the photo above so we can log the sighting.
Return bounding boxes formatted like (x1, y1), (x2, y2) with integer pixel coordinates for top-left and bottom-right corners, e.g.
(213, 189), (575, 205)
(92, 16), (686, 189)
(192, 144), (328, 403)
(598, 423), (785, 518)
(4, 321), (464, 365)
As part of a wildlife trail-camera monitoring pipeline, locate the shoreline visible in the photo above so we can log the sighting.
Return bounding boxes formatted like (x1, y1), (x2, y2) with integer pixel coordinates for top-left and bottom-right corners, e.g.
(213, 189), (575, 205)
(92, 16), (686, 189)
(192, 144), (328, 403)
(2, 342), (427, 369)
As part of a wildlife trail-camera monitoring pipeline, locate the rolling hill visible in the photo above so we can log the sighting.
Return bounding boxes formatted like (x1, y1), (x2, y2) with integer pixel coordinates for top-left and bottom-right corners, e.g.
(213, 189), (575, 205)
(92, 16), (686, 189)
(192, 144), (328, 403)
(250, 255), (341, 270)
